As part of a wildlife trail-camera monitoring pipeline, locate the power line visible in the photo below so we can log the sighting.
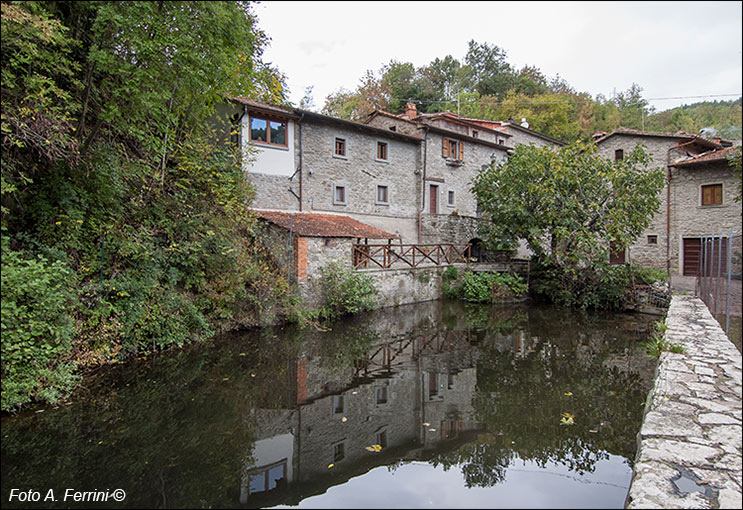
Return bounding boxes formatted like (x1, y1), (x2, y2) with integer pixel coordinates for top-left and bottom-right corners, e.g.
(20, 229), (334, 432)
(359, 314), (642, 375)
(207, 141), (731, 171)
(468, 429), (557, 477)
(386, 93), (741, 107)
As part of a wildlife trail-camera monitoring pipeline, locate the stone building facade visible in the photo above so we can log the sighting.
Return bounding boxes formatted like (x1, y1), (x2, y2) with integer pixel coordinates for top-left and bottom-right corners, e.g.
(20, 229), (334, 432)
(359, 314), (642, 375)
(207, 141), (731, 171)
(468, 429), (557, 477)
(669, 146), (742, 276)
(594, 128), (740, 276)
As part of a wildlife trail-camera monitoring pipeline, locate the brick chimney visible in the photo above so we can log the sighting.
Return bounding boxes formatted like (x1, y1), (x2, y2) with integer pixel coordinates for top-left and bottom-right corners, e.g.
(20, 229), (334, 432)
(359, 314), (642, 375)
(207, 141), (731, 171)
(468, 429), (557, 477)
(405, 102), (417, 120)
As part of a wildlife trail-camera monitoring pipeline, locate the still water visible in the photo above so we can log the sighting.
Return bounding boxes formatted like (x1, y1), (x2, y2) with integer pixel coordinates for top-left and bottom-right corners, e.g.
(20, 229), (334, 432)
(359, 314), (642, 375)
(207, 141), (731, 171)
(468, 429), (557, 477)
(1, 301), (658, 509)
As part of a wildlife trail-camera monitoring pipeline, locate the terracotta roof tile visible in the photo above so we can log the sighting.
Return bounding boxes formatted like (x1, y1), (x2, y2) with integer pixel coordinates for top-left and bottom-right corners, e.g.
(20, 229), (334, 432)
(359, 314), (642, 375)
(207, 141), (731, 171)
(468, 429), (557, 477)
(671, 146), (738, 167)
(253, 211), (398, 239)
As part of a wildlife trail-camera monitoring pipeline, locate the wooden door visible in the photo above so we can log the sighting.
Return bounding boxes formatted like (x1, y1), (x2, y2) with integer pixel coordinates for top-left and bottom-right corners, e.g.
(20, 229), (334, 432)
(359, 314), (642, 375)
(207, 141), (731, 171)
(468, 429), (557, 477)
(683, 238), (700, 276)
(429, 185), (438, 214)
(609, 241), (625, 265)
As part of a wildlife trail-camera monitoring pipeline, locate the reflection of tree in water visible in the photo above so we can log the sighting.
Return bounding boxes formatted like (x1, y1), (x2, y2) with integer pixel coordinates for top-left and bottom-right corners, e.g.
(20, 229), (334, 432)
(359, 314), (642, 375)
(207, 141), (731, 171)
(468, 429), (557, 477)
(429, 305), (654, 488)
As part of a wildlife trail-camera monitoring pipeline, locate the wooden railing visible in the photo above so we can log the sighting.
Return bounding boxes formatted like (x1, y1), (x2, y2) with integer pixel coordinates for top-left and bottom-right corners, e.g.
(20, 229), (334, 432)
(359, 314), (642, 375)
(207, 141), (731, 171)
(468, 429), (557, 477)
(352, 243), (471, 270)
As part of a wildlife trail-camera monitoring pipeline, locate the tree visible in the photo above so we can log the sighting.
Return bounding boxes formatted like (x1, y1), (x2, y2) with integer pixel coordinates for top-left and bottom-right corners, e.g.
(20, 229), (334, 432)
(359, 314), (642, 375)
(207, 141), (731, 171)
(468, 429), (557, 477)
(462, 40), (515, 99)
(471, 142), (665, 307)
(299, 85), (315, 110)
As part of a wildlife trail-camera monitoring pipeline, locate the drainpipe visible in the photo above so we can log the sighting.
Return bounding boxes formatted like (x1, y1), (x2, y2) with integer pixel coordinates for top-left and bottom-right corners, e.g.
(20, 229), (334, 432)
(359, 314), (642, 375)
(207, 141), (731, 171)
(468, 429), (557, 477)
(298, 112), (305, 211)
(667, 152), (671, 279)
(419, 126), (429, 244)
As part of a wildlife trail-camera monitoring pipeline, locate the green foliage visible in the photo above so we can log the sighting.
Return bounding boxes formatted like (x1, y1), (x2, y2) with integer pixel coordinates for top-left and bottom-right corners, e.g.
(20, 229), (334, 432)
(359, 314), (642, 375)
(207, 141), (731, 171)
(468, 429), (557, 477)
(317, 262), (379, 319)
(442, 265), (461, 298)
(472, 141), (664, 310)
(642, 320), (683, 358)
(459, 271), (527, 303)
(632, 265), (668, 285)
(1, 238), (79, 411)
(0, 1), (292, 410)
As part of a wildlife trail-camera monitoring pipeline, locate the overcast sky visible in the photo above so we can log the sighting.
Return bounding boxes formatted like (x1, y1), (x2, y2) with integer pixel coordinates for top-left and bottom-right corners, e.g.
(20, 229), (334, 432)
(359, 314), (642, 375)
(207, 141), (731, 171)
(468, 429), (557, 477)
(253, 1), (742, 114)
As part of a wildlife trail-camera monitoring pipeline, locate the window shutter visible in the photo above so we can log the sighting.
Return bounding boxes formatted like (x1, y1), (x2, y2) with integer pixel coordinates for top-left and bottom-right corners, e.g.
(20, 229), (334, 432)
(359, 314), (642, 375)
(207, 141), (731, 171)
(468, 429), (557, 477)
(458, 141), (464, 161)
(442, 139), (450, 158)
(714, 185), (722, 204)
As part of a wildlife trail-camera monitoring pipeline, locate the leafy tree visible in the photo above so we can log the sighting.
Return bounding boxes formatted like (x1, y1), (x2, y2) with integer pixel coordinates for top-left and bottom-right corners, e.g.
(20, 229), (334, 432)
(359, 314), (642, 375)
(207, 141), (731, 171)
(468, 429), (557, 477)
(299, 85), (315, 110)
(462, 40), (515, 99)
(472, 142), (665, 308)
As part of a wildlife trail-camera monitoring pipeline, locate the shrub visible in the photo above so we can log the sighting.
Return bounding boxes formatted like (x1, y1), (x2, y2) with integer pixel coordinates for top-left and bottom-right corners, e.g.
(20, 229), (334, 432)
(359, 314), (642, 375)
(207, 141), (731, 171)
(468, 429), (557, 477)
(1, 239), (79, 411)
(631, 265), (668, 285)
(442, 265), (461, 299)
(317, 262), (378, 319)
(460, 271), (527, 303)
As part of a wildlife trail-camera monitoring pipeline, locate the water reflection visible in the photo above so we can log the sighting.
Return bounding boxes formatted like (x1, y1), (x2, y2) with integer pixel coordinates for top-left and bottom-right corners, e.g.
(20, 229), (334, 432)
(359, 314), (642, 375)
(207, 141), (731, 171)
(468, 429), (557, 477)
(1, 302), (657, 509)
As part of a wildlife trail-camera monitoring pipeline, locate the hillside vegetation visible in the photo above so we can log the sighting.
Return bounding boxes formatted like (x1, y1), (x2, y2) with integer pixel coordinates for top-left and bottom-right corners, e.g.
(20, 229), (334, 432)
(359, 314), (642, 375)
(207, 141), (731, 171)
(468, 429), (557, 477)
(317, 40), (742, 142)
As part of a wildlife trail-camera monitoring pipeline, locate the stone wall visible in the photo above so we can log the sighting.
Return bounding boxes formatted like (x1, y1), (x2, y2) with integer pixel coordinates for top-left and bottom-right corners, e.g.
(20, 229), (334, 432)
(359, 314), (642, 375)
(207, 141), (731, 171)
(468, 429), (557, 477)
(670, 163), (743, 275)
(420, 213), (481, 245)
(596, 135), (677, 271)
(357, 265), (459, 309)
(500, 126), (556, 148)
(423, 132), (506, 217)
(301, 121), (421, 243)
(626, 295), (742, 509)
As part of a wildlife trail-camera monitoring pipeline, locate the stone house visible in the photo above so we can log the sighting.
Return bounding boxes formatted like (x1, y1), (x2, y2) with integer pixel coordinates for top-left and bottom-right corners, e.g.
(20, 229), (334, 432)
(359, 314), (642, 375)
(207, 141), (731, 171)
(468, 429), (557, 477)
(668, 146), (742, 276)
(594, 128), (741, 276)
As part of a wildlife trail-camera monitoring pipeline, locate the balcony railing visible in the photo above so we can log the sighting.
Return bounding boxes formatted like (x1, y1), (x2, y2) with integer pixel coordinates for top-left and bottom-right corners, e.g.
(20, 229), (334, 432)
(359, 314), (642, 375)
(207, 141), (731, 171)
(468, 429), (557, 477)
(352, 243), (471, 270)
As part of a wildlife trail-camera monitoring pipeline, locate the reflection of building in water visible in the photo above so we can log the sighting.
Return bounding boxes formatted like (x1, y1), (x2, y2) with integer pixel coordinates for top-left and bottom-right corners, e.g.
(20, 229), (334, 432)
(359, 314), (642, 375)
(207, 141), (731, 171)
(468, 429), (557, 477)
(239, 326), (481, 507)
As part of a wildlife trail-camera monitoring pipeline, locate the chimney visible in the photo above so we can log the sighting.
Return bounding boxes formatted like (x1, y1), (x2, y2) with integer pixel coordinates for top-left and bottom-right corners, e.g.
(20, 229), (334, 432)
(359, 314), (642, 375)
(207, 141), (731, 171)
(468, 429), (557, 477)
(405, 102), (417, 120)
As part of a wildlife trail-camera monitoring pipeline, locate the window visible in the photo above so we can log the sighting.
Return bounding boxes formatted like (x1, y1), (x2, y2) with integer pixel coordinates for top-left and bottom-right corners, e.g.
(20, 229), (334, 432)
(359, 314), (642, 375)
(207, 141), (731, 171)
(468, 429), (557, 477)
(333, 442), (345, 462)
(376, 430), (388, 449)
(248, 461), (287, 495)
(249, 115), (287, 147)
(376, 386), (388, 404)
(333, 395), (344, 414)
(324, 238), (333, 248)
(615, 149), (624, 161)
(333, 185), (346, 205)
(499, 139), (504, 145)
(647, 235), (658, 245)
(701, 184), (722, 206)
(377, 141), (388, 161)
(442, 138), (463, 160)
(428, 372), (440, 399)
(447, 373), (455, 389)
(447, 190), (455, 207)
(472, 130), (479, 138)
(376, 185), (389, 205)
(389, 126), (397, 132)
(335, 137), (346, 157)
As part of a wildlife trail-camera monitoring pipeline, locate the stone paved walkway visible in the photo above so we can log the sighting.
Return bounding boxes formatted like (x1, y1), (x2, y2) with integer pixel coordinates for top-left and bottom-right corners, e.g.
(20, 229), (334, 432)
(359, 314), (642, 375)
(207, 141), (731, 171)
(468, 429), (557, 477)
(626, 296), (742, 509)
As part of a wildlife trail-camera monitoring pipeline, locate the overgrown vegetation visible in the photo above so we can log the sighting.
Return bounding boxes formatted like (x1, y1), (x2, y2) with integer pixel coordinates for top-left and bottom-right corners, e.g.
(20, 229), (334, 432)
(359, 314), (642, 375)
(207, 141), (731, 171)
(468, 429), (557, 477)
(315, 262), (379, 320)
(1, 1), (289, 411)
(473, 142), (665, 310)
(443, 267), (527, 303)
(642, 320), (684, 358)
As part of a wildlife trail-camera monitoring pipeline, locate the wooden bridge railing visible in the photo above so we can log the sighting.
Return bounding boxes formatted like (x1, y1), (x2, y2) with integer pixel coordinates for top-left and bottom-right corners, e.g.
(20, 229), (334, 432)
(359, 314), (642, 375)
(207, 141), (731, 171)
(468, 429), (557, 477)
(352, 243), (471, 270)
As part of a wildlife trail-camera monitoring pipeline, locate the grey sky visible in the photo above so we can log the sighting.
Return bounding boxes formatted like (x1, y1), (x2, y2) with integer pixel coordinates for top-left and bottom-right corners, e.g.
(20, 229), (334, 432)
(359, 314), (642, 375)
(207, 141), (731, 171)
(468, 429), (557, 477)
(254, 1), (742, 114)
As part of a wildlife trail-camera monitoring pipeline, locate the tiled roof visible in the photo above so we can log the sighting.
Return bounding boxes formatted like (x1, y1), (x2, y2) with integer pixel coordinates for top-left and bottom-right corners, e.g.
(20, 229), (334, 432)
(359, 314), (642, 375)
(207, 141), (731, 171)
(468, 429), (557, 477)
(595, 127), (722, 149)
(253, 210), (398, 239)
(670, 146), (738, 167)
(231, 97), (297, 117)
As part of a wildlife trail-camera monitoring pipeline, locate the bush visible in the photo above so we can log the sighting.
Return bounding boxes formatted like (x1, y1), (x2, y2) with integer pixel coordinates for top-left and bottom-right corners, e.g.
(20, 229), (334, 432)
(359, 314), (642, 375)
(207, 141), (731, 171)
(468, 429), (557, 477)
(1, 239), (79, 411)
(631, 265), (668, 285)
(317, 262), (378, 319)
(442, 265), (461, 299)
(460, 271), (527, 303)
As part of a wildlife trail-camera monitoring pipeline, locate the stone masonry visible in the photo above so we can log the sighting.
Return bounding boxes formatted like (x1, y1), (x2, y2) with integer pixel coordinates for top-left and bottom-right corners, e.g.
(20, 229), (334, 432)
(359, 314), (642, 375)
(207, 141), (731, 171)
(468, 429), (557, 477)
(626, 295), (742, 509)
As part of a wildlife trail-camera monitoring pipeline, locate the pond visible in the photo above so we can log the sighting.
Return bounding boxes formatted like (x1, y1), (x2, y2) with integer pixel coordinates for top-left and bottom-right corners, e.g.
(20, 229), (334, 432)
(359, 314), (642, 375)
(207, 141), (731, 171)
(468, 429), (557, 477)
(1, 301), (658, 509)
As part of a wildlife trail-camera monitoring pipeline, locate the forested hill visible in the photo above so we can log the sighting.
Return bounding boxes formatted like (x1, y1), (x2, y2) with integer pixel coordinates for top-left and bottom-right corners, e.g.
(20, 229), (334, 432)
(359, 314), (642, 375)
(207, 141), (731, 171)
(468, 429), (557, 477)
(314, 40), (742, 143)
(645, 99), (742, 139)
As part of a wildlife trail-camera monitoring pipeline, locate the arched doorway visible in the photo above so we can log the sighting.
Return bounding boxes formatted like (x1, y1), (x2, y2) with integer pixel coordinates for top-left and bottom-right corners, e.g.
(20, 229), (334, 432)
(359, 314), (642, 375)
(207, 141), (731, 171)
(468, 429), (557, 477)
(468, 238), (484, 263)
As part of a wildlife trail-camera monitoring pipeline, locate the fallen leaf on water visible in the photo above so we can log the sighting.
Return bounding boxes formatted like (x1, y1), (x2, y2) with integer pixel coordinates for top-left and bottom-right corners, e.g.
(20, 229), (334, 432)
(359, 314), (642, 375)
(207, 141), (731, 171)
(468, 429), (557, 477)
(250, 373), (256, 377)
(341, 417), (347, 422)
(560, 416), (574, 426)
(239, 353), (247, 357)
(428, 428), (436, 432)
(589, 429), (598, 433)
(564, 392), (573, 396)
(328, 463), (334, 469)
(365, 444), (382, 452)
(422, 422), (430, 426)
(561, 413), (574, 419)
(222, 377), (229, 381)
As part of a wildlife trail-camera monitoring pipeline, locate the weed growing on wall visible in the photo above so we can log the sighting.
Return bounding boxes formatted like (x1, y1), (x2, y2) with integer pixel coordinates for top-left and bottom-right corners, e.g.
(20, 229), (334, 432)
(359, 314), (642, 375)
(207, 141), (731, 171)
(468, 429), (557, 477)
(317, 262), (378, 319)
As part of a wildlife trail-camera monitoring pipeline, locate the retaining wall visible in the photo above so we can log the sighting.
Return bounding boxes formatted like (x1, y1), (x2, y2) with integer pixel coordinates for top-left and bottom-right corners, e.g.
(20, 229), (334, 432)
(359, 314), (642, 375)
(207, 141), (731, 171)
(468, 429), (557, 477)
(626, 295), (742, 509)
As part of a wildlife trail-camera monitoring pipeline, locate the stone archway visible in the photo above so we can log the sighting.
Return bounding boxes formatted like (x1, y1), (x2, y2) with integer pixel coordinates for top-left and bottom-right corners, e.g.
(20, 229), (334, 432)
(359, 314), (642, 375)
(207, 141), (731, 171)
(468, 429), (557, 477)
(468, 238), (484, 263)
